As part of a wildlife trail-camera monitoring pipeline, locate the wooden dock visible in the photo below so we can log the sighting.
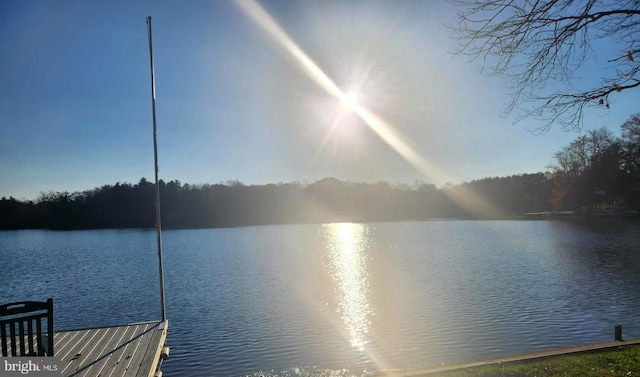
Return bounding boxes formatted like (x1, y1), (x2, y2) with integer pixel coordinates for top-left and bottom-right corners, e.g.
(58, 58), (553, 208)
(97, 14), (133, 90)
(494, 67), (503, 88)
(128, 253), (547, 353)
(53, 320), (168, 377)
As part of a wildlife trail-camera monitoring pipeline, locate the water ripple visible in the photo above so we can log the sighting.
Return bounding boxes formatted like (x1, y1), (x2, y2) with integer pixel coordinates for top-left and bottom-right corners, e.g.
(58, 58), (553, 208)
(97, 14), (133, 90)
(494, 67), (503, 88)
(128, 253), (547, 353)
(2, 221), (640, 377)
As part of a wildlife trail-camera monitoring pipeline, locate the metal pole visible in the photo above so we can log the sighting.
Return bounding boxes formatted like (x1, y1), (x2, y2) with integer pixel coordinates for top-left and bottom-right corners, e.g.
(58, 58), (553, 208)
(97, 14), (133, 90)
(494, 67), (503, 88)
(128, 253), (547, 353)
(146, 16), (167, 322)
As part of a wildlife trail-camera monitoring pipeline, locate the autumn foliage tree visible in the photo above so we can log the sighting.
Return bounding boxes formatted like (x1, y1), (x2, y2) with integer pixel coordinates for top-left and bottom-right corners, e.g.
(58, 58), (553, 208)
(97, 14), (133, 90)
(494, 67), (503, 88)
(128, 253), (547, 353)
(449, 0), (640, 132)
(549, 173), (569, 210)
(546, 114), (640, 212)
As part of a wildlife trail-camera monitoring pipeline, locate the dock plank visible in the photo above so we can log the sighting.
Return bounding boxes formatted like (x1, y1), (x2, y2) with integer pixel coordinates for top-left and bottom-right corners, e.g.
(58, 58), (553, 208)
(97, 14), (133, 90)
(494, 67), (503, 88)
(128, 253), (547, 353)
(53, 321), (167, 377)
(129, 321), (168, 377)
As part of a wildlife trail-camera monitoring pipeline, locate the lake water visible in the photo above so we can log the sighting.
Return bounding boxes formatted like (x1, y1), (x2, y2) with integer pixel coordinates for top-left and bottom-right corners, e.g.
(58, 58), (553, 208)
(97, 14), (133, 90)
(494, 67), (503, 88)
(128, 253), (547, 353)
(1, 220), (639, 377)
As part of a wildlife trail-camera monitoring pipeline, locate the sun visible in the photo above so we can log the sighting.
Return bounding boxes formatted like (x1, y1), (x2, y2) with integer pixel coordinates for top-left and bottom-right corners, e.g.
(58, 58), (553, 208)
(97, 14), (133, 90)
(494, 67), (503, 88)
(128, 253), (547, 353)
(340, 90), (360, 112)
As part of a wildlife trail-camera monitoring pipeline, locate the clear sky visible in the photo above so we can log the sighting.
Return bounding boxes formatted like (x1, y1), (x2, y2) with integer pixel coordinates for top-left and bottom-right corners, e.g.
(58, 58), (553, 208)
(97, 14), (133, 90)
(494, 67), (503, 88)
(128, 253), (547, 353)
(1, 0), (636, 201)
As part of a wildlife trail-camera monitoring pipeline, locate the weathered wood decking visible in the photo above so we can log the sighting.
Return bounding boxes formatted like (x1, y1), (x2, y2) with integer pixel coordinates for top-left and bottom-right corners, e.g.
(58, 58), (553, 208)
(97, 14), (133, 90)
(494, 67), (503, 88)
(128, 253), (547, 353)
(54, 320), (167, 377)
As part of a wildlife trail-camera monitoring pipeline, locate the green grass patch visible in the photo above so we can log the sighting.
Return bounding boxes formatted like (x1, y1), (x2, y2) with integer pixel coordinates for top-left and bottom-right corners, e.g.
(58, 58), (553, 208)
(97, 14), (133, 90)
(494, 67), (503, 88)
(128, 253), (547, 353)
(426, 345), (640, 377)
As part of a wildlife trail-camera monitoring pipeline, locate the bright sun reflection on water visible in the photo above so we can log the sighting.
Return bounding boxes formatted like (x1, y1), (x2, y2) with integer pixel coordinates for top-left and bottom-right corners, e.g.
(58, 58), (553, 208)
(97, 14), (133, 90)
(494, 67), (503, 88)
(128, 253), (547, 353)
(324, 223), (371, 352)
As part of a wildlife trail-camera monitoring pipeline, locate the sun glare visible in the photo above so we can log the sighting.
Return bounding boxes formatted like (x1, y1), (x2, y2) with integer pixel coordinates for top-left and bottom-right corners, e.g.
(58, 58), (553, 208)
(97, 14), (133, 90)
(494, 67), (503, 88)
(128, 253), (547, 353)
(340, 91), (360, 112)
(234, 0), (504, 221)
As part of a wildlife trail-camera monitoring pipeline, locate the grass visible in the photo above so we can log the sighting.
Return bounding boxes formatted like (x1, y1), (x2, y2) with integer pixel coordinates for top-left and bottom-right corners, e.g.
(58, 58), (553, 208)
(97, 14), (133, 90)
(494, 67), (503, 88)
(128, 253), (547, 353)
(423, 345), (640, 377)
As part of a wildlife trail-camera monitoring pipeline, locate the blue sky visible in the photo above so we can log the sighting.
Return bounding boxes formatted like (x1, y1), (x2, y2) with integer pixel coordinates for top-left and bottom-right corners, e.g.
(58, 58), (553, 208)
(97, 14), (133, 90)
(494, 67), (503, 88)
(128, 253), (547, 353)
(1, 1), (636, 201)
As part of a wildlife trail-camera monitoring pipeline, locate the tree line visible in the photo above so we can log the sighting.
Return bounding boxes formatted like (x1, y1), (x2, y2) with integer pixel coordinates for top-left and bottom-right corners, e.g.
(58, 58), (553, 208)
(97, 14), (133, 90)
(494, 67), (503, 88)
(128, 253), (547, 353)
(1, 114), (639, 230)
(0, 174), (547, 230)
(546, 114), (640, 212)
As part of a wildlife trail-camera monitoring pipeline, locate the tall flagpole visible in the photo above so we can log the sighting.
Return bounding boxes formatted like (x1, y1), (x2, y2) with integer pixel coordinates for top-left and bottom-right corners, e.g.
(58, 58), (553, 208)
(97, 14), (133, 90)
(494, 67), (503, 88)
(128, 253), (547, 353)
(146, 16), (167, 322)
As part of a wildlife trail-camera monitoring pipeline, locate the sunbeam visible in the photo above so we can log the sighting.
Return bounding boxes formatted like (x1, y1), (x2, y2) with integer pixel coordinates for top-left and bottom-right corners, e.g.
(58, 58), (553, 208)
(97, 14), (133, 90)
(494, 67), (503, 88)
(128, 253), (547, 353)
(234, 0), (344, 101)
(231, 0), (509, 372)
(233, 0), (504, 223)
(237, 0), (507, 223)
(233, 0), (443, 180)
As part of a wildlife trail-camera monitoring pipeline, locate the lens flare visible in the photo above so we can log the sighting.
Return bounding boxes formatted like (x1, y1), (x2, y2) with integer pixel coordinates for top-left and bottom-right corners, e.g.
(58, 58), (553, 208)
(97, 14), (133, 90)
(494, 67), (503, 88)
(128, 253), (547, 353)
(232, 3), (508, 373)
(341, 91), (360, 112)
(234, 0), (442, 177)
(234, 1), (504, 225)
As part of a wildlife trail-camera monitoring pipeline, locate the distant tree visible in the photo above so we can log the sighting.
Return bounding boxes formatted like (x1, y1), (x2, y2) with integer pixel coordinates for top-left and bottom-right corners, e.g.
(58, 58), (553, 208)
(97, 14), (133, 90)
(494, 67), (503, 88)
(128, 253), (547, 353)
(587, 141), (625, 209)
(160, 180), (183, 228)
(450, 0), (640, 132)
(620, 113), (640, 209)
(549, 173), (570, 210)
(548, 127), (621, 210)
(0, 197), (25, 229)
(621, 113), (640, 144)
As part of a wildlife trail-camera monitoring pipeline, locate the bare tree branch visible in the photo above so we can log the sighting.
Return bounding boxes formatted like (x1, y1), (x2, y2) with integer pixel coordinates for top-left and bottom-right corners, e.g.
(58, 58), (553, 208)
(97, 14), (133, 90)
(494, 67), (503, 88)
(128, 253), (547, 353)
(449, 0), (640, 132)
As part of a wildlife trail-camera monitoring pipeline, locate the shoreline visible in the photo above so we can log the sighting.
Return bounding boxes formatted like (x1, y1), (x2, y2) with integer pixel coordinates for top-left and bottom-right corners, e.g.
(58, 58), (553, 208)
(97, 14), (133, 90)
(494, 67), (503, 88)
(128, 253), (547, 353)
(380, 338), (640, 377)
